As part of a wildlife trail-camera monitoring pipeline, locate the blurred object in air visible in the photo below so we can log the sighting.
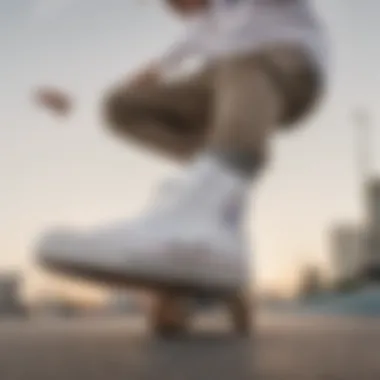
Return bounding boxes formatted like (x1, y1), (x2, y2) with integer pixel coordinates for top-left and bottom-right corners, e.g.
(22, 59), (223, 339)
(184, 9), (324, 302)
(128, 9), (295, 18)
(33, 87), (72, 116)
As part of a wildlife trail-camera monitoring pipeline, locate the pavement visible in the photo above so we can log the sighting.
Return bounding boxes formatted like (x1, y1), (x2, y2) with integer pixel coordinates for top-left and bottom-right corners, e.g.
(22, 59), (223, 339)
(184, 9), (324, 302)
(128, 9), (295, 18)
(0, 312), (379, 380)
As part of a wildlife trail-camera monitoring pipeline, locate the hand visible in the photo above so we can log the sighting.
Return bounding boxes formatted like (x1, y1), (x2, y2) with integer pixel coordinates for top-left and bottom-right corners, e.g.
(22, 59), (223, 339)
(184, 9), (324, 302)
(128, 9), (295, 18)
(33, 87), (73, 116)
(129, 63), (161, 88)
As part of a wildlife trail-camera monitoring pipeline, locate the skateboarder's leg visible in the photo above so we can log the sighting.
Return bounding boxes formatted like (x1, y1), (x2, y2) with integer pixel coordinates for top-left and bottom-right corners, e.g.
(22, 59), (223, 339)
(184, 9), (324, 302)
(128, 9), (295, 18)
(36, 47), (322, 335)
(102, 69), (212, 161)
(209, 46), (321, 177)
(37, 47), (320, 284)
(150, 48), (321, 335)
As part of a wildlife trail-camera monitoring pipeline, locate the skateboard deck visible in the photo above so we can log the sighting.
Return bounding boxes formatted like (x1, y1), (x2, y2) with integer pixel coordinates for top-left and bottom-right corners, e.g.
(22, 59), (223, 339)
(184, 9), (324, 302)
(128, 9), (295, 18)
(40, 257), (252, 336)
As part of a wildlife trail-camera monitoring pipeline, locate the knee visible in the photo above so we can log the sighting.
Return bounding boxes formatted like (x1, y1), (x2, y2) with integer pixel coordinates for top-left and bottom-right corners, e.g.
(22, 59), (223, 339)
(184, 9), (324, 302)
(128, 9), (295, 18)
(101, 86), (134, 131)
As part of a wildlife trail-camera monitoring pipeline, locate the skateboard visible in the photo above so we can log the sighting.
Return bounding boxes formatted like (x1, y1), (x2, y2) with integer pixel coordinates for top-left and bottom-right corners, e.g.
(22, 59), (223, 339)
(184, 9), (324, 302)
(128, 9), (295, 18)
(151, 289), (252, 337)
(40, 257), (252, 336)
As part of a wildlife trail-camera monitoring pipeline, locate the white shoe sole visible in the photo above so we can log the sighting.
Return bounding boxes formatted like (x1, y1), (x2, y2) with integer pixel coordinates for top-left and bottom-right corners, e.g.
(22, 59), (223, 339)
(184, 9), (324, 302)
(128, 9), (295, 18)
(38, 248), (244, 297)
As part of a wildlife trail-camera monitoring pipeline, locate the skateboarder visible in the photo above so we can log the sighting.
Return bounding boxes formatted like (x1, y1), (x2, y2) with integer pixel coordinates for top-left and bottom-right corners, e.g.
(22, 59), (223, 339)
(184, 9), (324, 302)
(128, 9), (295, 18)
(35, 0), (328, 312)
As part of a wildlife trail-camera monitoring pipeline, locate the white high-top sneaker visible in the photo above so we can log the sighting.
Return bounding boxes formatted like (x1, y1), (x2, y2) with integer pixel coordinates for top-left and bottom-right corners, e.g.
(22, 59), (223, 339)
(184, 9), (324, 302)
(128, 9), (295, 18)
(36, 156), (252, 293)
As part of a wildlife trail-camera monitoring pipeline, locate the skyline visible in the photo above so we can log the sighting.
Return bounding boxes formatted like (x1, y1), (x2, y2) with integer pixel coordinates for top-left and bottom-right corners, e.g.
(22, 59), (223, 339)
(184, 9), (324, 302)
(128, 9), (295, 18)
(1, 0), (380, 298)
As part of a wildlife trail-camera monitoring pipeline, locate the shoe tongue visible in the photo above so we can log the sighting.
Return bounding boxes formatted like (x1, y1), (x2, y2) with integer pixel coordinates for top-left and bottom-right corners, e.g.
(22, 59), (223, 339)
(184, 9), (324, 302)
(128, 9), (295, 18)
(142, 155), (250, 225)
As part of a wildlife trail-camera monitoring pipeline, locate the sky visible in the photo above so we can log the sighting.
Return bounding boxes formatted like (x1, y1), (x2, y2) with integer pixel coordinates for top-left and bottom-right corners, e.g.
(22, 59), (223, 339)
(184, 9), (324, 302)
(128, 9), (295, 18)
(1, 0), (380, 299)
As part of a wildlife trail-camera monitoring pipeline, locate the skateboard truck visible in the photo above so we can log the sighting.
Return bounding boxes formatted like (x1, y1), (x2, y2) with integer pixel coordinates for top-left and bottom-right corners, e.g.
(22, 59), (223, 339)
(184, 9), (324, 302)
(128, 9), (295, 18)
(152, 288), (253, 337)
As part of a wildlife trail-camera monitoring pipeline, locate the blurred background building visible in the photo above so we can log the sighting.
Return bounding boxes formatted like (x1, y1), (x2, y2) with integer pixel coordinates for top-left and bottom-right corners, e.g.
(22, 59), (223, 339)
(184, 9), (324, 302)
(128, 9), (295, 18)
(31, 297), (80, 319)
(330, 225), (364, 286)
(0, 272), (26, 318)
(101, 292), (143, 316)
(298, 265), (325, 299)
(329, 177), (380, 289)
(364, 178), (380, 280)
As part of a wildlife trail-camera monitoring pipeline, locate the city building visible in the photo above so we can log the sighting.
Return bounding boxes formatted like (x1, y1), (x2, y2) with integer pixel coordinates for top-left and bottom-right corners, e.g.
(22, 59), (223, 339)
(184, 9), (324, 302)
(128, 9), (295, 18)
(91, 292), (143, 317)
(298, 265), (325, 299)
(0, 272), (26, 317)
(364, 178), (380, 278)
(330, 225), (364, 284)
(31, 298), (79, 319)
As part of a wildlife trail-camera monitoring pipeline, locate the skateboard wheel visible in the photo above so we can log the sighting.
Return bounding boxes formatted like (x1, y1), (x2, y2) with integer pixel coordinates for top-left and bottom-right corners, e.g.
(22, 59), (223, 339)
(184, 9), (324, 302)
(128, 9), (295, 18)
(151, 290), (252, 336)
(152, 293), (188, 337)
(228, 292), (252, 335)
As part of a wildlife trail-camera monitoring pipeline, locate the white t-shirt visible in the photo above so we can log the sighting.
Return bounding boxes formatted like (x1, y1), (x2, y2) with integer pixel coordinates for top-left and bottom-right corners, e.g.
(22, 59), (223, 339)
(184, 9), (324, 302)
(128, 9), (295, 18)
(160, 0), (328, 76)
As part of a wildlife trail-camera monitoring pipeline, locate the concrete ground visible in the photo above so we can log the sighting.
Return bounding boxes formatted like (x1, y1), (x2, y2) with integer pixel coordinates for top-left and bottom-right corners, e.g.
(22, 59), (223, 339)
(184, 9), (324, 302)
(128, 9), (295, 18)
(0, 312), (379, 380)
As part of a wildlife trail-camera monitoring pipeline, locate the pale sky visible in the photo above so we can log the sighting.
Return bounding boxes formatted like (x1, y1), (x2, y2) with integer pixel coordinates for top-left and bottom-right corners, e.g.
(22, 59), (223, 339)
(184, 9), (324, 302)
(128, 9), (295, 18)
(1, 0), (380, 299)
